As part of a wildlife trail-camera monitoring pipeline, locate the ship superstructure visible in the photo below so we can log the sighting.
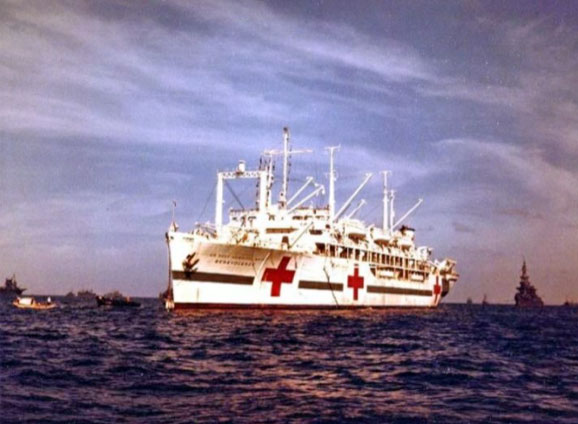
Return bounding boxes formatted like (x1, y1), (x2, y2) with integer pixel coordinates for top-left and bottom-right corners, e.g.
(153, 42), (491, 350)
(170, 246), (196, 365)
(0, 274), (26, 299)
(514, 260), (543, 307)
(165, 128), (458, 310)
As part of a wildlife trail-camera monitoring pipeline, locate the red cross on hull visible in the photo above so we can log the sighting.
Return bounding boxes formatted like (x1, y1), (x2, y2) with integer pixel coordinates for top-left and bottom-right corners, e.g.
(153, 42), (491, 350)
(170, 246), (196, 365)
(262, 256), (295, 297)
(433, 276), (442, 304)
(347, 265), (364, 301)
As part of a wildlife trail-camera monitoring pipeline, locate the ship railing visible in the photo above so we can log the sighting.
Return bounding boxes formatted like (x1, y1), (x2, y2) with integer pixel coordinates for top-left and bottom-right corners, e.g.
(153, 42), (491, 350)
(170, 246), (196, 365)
(314, 242), (431, 281)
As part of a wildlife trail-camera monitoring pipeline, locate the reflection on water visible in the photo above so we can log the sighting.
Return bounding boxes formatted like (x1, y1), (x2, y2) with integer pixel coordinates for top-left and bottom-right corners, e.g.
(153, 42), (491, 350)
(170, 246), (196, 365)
(1, 300), (578, 423)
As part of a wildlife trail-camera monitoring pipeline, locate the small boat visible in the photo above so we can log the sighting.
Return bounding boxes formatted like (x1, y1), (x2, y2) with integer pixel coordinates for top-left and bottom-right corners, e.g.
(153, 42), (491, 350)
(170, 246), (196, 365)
(96, 295), (140, 308)
(13, 296), (56, 310)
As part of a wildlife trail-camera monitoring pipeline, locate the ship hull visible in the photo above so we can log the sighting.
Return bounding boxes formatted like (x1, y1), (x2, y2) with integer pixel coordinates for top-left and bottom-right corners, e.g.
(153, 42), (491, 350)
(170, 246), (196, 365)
(0, 289), (25, 299)
(172, 303), (437, 311)
(166, 232), (455, 310)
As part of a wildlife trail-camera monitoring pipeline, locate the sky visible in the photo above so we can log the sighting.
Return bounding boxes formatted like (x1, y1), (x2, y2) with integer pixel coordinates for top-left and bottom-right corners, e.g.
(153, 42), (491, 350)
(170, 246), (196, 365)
(1, 0), (577, 303)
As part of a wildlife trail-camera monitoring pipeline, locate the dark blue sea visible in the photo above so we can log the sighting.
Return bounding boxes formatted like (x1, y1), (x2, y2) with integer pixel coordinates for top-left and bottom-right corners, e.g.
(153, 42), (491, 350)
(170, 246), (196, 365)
(1, 300), (578, 424)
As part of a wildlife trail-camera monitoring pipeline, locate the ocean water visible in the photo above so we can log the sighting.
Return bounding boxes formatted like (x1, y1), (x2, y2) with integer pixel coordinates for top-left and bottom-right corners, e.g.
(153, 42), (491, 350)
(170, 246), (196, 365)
(1, 300), (578, 424)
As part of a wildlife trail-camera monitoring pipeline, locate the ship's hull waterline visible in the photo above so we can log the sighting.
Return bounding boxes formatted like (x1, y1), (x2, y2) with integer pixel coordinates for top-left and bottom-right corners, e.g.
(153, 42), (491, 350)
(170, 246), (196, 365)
(166, 232), (454, 310)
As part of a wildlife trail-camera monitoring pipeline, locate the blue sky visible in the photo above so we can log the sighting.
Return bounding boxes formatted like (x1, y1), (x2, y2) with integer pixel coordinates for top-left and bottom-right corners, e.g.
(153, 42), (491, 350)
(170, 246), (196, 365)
(1, 0), (577, 303)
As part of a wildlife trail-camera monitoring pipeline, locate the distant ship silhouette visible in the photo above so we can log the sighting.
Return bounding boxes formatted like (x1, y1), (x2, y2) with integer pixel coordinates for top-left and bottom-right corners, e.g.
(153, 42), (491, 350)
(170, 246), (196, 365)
(0, 274), (26, 298)
(514, 260), (543, 307)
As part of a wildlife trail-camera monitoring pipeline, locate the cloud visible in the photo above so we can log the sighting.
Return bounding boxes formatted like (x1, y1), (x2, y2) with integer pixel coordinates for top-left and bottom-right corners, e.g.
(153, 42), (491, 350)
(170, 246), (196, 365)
(437, 138), (578, 212)
(421, 17), (578, 161)
(0, 0), (449, 155)
(188, 0), (437, 82)
(452, 221), (475, 233)
(496, 208), (545, 221)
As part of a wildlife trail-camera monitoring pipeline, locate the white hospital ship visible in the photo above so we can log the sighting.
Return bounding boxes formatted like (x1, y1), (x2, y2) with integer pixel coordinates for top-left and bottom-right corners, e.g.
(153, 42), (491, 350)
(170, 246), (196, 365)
(165, 128), (458, 310)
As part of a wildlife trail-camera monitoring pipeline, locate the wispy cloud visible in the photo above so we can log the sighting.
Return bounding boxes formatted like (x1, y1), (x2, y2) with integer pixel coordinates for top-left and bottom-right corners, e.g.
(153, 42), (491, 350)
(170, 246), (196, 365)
(0, 0), (445, 151)
(438, 138), (578, 211)
(496, 208), (545, 221)
(452, 221), (475, 234)
(422, 17), (578, 161)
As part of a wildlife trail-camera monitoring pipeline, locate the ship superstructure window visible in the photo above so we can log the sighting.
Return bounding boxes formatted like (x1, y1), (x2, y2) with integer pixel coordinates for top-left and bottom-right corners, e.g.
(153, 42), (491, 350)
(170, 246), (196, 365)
(266, 228), (296, 234)
(329, 245), (337, 257)
(317, 243), (425, 277)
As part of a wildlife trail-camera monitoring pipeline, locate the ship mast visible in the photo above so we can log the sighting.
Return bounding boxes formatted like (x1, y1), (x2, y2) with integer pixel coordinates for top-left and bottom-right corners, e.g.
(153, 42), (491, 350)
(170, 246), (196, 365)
(215, 172), (224, 230)
(389, 189), (396, 230)
(521, 258), (529, 283)
(265, 127), (311, 210)
(382, 170), (423, 231)
(215, 162), (268, 233)
(280, 127), (290, 208)
(325, 146), (340, 222)
(381, 170), (391, 231)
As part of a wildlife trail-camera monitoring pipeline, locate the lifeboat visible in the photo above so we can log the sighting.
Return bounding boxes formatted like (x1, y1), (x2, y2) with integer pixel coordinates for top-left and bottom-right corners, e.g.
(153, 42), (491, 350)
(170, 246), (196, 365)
(372, 231), (391, 246)
(344, 220), (366, 241)
(398, 237), (413, 248)
(377, 269), (396, 279)
(410, 273), (425, 282)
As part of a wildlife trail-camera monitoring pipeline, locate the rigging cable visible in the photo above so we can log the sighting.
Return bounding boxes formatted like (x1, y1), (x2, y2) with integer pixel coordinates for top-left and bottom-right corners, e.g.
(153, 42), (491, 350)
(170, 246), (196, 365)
(224, 179), (245, 210)
(196, 182), (217, 223)
(323, 253), (341, 307)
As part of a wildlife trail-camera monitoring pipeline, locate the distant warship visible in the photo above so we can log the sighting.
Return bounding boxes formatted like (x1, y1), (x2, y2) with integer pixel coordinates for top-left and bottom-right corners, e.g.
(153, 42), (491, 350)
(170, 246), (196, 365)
(514, 260), (543, 307)
(0, 274), (26, 298)
(77, 289), (96, 299)
(65, 289), (97, 299)
(96, 291), (140, 308)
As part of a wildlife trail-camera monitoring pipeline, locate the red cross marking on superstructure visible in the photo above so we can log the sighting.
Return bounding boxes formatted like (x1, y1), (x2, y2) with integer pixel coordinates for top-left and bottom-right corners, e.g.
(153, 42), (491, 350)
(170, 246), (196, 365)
(262, 256), (295, 297)
(433, 276), (442, 304)
(347, 265), (364, 301)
